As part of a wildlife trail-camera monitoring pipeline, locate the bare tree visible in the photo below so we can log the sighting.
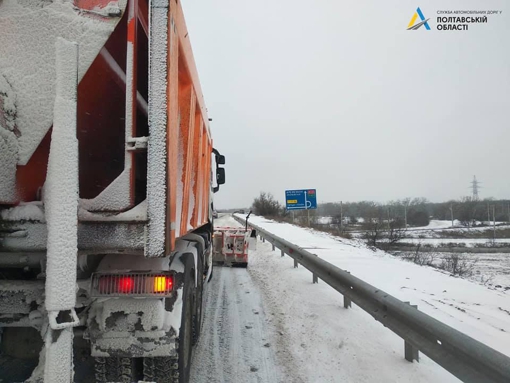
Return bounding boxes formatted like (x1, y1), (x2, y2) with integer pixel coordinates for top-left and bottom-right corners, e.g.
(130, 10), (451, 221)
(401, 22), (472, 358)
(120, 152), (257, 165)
(362, 218), (385, 247)
(251, 192), (284, 218)
(404, 244), (437, 266)
(440, 254), (478, 277)
(361, 198), (409, 249)
(387, 218), (407, 245)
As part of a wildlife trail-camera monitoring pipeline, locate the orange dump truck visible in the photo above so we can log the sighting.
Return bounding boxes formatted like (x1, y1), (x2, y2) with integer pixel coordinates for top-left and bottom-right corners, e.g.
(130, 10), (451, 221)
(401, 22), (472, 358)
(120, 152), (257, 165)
(0, 1), (224, 382)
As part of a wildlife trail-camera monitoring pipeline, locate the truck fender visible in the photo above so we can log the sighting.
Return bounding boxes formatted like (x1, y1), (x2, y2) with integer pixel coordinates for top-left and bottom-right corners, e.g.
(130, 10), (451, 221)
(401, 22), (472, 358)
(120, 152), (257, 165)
(169, 240), (198, 288)
(179, 233), (207, 285)
(164, 243), (197, 333)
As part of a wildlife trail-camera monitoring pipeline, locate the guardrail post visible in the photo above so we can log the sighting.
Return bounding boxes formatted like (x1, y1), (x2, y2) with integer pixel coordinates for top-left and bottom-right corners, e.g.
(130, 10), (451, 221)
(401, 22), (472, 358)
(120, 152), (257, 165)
(281, 249), (285, 257)
(294, 259), (298, 268)
(344, 295), (352, 309)
(343, 272), (352, 308)
(404, 303), (419, 362)
(262, 236), (265, 243)
(312, 254), (318, 283)
(272, 243), (275, 251)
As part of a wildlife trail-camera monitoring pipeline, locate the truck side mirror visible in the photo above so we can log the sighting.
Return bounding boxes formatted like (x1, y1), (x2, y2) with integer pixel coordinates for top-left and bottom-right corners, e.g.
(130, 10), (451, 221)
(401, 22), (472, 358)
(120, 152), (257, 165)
(212, 148), (225, 193)
(216, 167), (225, 185)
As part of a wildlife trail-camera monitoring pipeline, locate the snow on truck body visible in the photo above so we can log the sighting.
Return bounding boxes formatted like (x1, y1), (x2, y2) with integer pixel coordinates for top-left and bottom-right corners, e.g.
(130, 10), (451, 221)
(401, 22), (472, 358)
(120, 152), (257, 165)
(0, 1), (224, 381)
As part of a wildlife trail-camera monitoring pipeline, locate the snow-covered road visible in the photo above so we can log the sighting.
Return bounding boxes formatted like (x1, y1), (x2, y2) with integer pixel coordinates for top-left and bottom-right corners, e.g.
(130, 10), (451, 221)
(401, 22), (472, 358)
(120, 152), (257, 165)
(190, 215), (285, 383)
(190, 266), (283, 383)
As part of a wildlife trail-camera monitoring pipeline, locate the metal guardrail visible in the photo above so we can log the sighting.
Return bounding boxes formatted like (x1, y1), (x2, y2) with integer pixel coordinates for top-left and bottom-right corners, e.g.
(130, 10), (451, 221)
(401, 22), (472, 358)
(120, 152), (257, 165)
(233, 214), (510, 383)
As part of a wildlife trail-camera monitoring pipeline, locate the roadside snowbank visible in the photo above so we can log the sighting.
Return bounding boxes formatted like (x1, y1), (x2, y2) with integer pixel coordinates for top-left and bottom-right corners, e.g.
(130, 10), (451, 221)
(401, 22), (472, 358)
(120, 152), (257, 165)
(238, 214), (510, 360)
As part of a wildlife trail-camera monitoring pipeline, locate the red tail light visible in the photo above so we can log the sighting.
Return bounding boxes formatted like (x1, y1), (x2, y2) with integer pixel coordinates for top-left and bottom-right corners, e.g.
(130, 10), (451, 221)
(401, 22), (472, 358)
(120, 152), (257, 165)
(119, 276), (135, 293)
(98, 275), (135, 294)
(92, 273), (174, 297)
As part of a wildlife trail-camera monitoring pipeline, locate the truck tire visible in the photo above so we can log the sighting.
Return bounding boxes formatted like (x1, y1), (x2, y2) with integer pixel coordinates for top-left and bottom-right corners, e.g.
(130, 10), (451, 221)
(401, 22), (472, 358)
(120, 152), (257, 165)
(143, 357), (178, 383)
(94, 357), (140, 383)
(208, 263), (214, 282)
(143, 262), (194, 383)
(192, 254), (204, 345)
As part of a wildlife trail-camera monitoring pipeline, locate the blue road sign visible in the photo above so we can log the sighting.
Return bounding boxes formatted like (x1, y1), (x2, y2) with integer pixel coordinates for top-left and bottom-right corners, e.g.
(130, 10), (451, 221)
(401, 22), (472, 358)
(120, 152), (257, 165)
(285, 189), (317, 210)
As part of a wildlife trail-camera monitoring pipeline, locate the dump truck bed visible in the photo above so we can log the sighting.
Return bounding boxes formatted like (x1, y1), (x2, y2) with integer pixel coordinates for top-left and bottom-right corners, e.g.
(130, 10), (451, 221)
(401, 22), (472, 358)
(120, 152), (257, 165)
(0, 0), (214, 255)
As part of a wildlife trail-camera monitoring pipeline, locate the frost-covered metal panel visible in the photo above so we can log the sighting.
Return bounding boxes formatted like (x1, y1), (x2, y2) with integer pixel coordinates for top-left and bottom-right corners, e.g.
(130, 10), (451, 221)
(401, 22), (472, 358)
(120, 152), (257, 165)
(165, 8), (180, 252)
(145, 0), (214, 255)
(44, 38), (79, 313)
(146, 0), (169, 257)
(0, 75), (18, 203)
(178, 89), (196, 235)
(80, 168), (132, 211)
(44, 326), (74, 383)
(43, 37), (79, 383)
(0, 222), (146, 252)
(0, 0), (127, 169)
(175, 119), (184, 239)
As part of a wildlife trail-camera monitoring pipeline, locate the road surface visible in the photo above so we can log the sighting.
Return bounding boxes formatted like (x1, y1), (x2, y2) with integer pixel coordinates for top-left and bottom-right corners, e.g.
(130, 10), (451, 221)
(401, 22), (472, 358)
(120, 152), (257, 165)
(190, 214), (286, 382)
(190, 266), (284, 383)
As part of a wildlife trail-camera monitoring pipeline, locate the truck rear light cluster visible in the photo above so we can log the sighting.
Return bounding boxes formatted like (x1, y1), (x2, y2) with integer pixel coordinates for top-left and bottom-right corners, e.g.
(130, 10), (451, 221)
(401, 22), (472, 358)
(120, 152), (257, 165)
(91, 273), (174, 297)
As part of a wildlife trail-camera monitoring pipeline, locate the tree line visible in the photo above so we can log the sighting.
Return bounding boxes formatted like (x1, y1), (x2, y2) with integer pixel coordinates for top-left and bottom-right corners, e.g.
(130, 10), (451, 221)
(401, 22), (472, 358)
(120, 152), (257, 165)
(318, 197), (510, 227)
(251, 192), (510, 228)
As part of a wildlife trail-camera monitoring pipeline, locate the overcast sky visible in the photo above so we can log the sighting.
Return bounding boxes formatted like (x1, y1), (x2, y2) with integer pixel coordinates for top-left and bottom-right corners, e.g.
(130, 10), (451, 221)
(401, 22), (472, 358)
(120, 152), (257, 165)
(181, 0), (510, 209)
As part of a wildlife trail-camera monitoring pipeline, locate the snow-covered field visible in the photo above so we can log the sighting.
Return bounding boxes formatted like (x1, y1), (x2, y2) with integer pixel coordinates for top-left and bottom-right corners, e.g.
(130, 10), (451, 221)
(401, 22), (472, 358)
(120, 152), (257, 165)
(401, 220), (510, 238)
(412, 220), (509, 231)
(399, 238), (510, 246)
(326, 218), (510, 287)
(331, 218), (510, 235)
(234, 214), (510, 364)
(317, 216), (333, 224)
(474, 253), (510, 286)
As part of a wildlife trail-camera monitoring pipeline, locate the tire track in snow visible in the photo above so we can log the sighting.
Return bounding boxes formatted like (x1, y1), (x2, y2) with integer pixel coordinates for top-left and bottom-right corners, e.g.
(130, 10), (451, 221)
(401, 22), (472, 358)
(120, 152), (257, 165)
(190, 266), (282, 383)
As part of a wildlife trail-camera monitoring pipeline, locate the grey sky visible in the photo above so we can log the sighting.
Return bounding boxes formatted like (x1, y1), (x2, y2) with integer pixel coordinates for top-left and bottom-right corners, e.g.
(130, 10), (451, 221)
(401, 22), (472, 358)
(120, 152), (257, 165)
(181, 0), (510, 209)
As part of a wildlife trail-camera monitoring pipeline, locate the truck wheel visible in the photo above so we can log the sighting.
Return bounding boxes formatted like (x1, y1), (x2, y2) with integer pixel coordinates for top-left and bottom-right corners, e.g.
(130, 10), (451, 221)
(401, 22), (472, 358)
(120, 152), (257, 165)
(94, 357), (140, 383)
(143, 357), (178, 383)
(144, 263), (194, 383)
